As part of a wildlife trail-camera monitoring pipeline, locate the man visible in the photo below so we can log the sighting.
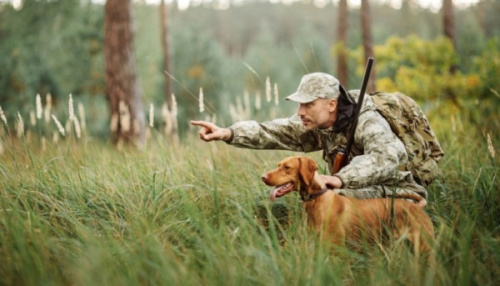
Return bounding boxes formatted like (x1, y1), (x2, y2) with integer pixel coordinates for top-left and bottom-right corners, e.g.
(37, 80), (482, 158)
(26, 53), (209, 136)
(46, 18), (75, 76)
(190, 73), (427, 199)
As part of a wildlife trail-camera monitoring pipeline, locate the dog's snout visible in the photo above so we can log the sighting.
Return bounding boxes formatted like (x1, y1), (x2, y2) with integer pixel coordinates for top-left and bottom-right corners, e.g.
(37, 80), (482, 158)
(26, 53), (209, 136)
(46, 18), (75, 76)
(261, 174), (268, 182)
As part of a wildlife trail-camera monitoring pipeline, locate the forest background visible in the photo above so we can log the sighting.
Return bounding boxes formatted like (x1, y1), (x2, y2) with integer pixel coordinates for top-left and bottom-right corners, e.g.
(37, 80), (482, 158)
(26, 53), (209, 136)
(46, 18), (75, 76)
(0, 0), (499, 138)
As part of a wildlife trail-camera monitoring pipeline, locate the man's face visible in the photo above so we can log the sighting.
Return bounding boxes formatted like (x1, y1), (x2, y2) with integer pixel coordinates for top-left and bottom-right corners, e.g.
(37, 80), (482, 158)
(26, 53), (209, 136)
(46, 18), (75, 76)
(296, 98), (337, 131)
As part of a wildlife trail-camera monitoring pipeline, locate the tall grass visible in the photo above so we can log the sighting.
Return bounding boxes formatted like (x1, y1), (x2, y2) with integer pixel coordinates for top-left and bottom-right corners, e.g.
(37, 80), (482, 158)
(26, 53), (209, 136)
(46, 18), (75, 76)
(0, 116), (499, 285)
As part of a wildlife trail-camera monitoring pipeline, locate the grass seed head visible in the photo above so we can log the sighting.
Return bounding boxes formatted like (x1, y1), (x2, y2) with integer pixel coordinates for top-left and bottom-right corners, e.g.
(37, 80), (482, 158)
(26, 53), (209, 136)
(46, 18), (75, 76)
(44, 93), (52, 124)
(110, 113), (119, 133)
(266, 76), (271, 102)
(78, 102), (86, 131)
(199, 88), (205, 113)
(274, 83), (279, 106)
(69, 94), (75, 121)
(0, 106), (7, 126)
(487, 133), (495, 159)
(255, 90), (261, 110)
(171, 93), (178, 117)
(149, 103), (154, 128)
(36, 93), (43, 119)
(16, 112), (24, 138)
(52, 114), (65, 136)
(74, 117), (82, 139)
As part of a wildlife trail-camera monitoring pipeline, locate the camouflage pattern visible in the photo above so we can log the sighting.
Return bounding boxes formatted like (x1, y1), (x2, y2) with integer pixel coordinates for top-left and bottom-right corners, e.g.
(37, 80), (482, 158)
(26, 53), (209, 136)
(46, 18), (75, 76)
(286, 73), (341, 103)
(370, 92), (444, 187)
(227, 90), (428, 199)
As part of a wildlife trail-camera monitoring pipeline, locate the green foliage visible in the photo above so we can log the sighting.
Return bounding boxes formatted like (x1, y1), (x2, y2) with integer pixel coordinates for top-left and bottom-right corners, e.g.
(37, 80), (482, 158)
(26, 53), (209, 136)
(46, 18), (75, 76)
(472, 37), (500, 97)
(169, 23), (226, 128)
(359, 36), (479, 105)
(0, 0), (104, 115)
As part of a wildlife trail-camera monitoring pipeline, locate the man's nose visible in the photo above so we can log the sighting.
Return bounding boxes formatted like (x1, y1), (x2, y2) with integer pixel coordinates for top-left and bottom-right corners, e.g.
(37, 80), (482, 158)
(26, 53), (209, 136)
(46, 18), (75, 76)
(297, 105), (305, 116)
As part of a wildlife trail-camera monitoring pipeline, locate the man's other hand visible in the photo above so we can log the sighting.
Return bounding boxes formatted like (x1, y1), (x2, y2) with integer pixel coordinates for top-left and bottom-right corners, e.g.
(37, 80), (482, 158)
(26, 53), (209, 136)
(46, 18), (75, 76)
(319, 174), (343, 189)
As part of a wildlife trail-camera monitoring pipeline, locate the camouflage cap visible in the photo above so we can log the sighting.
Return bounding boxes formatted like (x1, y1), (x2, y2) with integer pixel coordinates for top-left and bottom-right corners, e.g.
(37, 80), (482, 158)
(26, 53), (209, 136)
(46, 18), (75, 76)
(286, 73), (341, 103)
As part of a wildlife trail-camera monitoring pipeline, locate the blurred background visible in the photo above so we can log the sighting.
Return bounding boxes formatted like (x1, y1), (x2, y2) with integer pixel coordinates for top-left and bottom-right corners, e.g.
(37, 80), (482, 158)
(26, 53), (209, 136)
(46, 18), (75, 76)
(0, 0), (498, 142)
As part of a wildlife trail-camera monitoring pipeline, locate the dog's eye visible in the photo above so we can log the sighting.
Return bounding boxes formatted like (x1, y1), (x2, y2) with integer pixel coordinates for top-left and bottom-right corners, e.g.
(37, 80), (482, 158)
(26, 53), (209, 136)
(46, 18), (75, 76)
(283, 165), (291, 169)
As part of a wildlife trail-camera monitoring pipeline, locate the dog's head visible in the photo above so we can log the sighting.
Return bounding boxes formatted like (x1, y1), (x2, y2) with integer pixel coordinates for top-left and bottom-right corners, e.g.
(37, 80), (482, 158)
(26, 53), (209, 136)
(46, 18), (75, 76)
(261, 156), (318, 202)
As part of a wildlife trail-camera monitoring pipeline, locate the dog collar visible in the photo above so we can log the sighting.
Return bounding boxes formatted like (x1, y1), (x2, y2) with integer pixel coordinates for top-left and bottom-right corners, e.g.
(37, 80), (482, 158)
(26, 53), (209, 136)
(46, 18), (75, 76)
(301, 187), (329, 202)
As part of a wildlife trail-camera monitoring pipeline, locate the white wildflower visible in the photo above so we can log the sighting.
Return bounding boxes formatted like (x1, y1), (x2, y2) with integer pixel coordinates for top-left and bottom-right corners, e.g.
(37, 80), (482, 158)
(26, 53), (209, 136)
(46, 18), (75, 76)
(162, 103), (173, 136)
(0, 106), (7, 125)
(74, 117), (81, 139)
(110, 113), (119, 132)
(199, 88), (205, 113)
(171, 94), (178, 117)
(255, 91), (261, 110)
(68, 94), (74, 121)
(36, 93), (42, 119)
(44, 93), (52, 124)
(78, 102), (86, 132)
(149, 103), (154, 128)
(274, 83), (279, 105)
(52, 114), (65, 136)
(487, 133), (495, 159)
(171, 94), (178, 132)
(161, 103), (169, 121)
(16, 112), (24, 138)
(265, 77), (271, 102)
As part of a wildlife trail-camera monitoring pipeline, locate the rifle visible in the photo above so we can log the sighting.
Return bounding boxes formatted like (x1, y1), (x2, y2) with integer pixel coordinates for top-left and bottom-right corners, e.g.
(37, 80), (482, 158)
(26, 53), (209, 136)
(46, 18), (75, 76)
(331, 57), (374, 175)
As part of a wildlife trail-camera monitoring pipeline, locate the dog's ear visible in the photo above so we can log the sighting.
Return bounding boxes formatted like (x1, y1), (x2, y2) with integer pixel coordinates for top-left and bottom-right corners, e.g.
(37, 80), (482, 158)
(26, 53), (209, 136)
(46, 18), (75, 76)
(299, 157), (318, 186)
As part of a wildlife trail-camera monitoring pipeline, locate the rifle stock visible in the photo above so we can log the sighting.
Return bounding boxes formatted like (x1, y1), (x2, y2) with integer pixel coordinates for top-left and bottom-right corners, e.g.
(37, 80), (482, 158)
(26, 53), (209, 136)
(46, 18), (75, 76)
(331, 57), (374, 175)
(332, 149), (347, 174)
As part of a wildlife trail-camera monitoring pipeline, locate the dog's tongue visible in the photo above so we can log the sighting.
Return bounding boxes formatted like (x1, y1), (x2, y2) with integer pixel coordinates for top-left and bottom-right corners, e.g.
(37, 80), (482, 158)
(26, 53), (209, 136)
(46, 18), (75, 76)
(269, 183), (293, 202)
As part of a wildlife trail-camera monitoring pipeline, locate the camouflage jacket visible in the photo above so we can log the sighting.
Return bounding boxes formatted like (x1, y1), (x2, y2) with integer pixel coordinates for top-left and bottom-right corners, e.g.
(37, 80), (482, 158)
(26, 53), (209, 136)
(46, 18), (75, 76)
(227, 91), (420, 192)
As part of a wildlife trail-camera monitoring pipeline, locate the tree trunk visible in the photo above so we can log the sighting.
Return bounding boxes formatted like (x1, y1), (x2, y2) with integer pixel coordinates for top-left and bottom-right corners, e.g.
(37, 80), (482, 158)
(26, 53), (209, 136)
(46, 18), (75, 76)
(337, 0), (348, 87)
(160, 0), (178, 141)
(160, 0), (173, 100)
(360, 0), (376, 92)
(104, 0), (145, 146)
(443, 0), (458, 74)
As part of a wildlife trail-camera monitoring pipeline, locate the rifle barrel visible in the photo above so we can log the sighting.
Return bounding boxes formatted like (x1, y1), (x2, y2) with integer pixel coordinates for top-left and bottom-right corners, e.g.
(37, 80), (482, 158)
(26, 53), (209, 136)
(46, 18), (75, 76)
(344, 57), (374, 156)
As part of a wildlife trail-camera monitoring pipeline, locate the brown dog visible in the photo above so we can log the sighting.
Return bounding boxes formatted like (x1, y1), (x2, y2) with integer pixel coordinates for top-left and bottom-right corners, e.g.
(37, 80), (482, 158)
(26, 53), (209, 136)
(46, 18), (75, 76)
(261, 156), (435, 253)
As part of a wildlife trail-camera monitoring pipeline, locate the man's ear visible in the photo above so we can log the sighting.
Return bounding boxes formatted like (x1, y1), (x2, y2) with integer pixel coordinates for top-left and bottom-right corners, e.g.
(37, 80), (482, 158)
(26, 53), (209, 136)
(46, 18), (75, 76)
(299, 157), (318, 186)
(328, 99), (338, 113)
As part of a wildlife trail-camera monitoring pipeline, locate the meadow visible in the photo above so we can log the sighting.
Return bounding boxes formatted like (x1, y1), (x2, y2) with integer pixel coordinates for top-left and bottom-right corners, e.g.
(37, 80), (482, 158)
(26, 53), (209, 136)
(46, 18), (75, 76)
(0, 103), (499, 286)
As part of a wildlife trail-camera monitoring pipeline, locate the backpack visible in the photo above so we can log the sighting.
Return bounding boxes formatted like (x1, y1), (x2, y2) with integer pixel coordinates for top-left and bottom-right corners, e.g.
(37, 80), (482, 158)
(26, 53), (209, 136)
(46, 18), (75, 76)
(369, 92), (445, 187)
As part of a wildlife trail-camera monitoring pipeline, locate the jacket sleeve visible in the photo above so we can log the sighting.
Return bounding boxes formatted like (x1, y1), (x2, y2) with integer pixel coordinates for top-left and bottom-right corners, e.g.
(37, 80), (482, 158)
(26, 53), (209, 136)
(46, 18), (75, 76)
(336, 110), (409, 188)
(227, 115), (321, 152)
